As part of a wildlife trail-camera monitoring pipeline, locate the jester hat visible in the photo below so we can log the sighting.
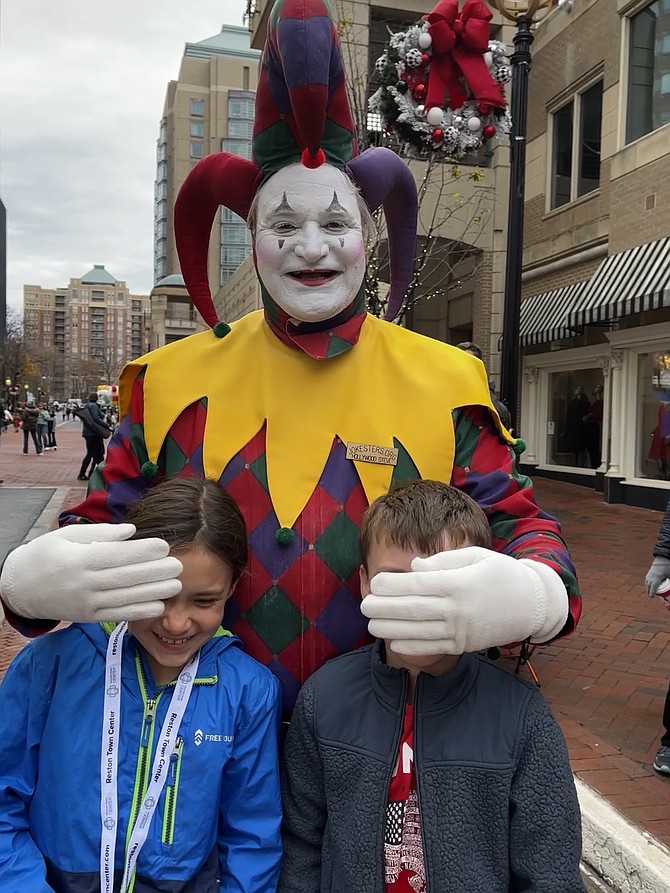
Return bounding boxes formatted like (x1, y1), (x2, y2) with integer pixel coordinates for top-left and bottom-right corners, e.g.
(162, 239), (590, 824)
(174, 0), (418, 324)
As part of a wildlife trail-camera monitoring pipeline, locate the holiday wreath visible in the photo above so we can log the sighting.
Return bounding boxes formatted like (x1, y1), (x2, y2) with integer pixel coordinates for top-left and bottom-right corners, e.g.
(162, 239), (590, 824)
(369, 0), (512, 159)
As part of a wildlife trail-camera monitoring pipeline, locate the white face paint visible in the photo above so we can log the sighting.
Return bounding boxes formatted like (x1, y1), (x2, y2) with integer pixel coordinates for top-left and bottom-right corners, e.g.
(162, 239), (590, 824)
(254, 164), (367, 323)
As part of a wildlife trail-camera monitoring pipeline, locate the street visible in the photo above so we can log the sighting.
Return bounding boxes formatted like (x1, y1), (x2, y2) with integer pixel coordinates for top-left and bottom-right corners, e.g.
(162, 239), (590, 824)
(1, 421), (670, 887)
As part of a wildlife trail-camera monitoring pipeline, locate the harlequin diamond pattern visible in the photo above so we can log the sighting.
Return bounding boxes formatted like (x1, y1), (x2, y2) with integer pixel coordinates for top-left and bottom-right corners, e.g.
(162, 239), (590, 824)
(314, 511), (361, 580)
(144, 412), (376, 711)
(245, 585), (309, 655)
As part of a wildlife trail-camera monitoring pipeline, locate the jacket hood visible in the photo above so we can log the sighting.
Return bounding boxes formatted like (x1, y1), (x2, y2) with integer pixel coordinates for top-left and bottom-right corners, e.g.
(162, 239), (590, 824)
(79, 621), (243, 681)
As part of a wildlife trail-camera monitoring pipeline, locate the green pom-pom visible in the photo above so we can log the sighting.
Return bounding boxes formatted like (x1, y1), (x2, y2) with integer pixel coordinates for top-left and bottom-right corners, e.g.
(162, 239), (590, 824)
(140, 461), (159, 479)
(275, 527), (295, 546)
(513, 438), (526, 456)
(213, 322), (231, 338)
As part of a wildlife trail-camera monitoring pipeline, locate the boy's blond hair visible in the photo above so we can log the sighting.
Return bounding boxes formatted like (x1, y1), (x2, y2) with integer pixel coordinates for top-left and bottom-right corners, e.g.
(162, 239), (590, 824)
(360, 480), (491, 570)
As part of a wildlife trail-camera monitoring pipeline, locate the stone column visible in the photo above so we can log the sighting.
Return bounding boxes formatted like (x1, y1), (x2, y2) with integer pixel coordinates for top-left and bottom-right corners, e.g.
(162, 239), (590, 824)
(522, 366), (540, 464)
(596, 356), (610, 475)
(606, 350), (624, 477)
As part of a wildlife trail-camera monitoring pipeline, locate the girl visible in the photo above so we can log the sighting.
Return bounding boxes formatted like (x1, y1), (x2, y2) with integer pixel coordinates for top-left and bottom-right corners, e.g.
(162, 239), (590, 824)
(0, 477), (282, 893)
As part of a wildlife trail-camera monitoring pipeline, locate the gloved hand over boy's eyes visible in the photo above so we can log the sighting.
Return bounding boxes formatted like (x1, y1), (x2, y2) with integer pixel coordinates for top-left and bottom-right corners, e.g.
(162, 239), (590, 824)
(1, 524), (183, 623)
(645, 556), (670, 596)
(360, 547), (569, 656)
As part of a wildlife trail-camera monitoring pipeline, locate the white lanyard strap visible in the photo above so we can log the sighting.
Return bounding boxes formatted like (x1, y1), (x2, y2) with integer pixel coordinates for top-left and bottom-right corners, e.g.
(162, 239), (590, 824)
(100, 622), (199, 893)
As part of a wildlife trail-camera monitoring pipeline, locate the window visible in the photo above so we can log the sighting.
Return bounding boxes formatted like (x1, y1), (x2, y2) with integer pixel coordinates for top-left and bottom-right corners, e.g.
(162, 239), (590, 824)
(243, 66), (250, 91)
(190, 98), (205, 116)
(637, 351), (670, 479)
(190, 142), (204, 159)
(221, 138), (252, 160)
(190, 121), (204, 137)
(550, 81), (602, 209)
(228, 119), (254, 139)
(626, 2), (670, 143)
(91, 290), (105, 302)
(221, 246), (249, 266)
(222, 224), (251, 244)
(228, 97), (255, 119)
(546, 370), (604, 468)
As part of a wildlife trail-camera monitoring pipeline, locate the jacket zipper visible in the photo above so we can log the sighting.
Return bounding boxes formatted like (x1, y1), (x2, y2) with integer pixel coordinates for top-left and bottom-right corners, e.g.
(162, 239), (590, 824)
(161, 736), (184, 845)
(414, 675), (429, 893)
(124, 654), (163, 893)
(123, 652), (218, 877)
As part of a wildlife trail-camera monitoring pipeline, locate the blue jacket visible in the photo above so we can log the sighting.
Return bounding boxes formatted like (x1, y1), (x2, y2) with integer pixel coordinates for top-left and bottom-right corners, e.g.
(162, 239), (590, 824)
(0, 623), (282, 893)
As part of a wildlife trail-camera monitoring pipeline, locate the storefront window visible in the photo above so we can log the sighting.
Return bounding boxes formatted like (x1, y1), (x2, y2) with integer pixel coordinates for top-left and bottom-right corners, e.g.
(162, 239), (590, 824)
(546, 368), (604, 468)
(637, 351), (670, 479)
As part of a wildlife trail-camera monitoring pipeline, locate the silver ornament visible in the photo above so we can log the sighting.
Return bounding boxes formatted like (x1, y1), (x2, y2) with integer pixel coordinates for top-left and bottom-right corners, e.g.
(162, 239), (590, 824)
(405, 48), (423, 68)
(495, 65), (512, 84)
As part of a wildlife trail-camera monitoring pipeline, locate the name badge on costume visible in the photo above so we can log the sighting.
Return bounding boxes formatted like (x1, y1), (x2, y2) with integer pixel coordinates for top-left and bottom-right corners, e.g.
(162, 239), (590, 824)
(346, 442), (398, 466)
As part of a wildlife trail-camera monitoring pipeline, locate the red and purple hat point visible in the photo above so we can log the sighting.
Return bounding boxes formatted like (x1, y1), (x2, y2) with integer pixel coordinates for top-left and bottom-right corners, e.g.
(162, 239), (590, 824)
(175, 0), (418, 326)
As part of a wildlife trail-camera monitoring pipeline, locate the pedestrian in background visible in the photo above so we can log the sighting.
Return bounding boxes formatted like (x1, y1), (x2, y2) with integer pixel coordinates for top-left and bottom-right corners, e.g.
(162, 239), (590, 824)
(20, 403), (42, 455)
(36, 405), (50, 453)
(644, 497), (670, 775)
(77, 392), (110, 480)
(46, 407), (57, 451)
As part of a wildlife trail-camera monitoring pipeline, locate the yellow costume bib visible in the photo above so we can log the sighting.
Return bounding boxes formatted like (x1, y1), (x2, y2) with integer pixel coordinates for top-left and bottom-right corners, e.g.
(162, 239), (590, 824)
(120, 312), (514, 530)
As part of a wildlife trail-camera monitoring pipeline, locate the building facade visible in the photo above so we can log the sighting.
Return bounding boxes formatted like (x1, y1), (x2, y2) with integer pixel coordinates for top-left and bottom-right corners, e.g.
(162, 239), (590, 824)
(153, 23), (261, 324)
(226, 0), (512, 378)
(519, 0), (670, 508)
(23, 265), (150, 400)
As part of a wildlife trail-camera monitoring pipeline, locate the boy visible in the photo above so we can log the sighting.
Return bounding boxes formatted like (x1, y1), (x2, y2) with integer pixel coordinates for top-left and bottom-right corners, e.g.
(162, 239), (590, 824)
(280, 480), (585, 893)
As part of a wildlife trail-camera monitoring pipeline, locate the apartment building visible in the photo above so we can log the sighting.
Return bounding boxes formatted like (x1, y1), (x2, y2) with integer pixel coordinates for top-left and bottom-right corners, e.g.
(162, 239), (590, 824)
(227, 0), (512, 377)
(23, 265), (150, 399)
(518, 0), (670, 508)
(153, 24), (261, 336)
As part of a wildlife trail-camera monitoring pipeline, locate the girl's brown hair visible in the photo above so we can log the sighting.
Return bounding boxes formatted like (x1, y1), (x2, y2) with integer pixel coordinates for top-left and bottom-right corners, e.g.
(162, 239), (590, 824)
(125, 477), (248, 582)
(360, 480), (491, 570)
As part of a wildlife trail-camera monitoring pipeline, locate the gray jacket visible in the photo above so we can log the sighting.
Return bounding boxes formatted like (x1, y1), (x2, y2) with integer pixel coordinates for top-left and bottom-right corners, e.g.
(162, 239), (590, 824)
(280, 642), (585, 893)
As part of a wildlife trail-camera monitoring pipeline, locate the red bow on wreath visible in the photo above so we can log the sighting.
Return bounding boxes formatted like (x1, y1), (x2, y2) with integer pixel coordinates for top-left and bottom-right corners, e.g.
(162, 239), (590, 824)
(424, 0), (506, 116)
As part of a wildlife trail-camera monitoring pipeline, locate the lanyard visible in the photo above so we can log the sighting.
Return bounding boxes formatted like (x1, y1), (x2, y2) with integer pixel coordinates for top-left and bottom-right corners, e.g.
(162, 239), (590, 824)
(100, 621), (199, 893)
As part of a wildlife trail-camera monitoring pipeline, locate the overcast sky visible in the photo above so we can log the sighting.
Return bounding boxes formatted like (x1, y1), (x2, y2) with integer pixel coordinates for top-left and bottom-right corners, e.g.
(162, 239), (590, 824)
(1, 0), (249, 313)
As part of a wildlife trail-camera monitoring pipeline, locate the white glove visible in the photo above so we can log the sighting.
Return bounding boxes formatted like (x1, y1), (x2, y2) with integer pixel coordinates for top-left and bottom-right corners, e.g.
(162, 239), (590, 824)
(360, 547), (569, 656)
(645, 556), (670, 596)
(1, 524), (183, 623)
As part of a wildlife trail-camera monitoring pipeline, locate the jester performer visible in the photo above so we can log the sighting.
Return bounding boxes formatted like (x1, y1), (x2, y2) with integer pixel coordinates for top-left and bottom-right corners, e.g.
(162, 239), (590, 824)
(0, 0), (580, 712)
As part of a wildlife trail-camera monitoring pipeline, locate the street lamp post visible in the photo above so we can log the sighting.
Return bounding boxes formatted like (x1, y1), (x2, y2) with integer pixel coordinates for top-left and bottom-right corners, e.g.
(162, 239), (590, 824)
(486, 0), (559, 427)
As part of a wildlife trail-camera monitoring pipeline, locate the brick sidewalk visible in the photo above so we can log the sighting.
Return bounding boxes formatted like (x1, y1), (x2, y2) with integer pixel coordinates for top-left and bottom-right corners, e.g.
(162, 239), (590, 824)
(1, 426), (670, 847)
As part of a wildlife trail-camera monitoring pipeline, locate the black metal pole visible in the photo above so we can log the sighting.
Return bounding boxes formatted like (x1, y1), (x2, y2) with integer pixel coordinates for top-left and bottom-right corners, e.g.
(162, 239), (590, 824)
(499, 15), (534, 428)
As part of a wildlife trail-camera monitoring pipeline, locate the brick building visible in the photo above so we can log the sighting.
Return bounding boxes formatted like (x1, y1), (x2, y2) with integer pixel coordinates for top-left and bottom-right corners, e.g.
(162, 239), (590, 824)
(152, 25), (260, 338)
(519, 0), (670, 508)
(23, 265), (150, 400)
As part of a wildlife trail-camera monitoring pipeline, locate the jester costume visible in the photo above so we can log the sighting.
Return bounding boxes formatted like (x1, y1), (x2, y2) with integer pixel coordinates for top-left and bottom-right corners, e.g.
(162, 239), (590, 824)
(3, 0), (580, 712)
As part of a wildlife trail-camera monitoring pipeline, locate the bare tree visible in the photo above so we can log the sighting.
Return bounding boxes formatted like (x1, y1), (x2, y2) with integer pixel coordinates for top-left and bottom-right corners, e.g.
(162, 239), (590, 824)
(96, 343), (124, 385)
(0, 310), (30, 408)
(336, 6), (495, 322)
(68, 359), (100, 401)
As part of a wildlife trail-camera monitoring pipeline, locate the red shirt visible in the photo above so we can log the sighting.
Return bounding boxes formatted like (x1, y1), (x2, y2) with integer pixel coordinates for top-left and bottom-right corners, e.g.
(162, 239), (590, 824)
(385, 704), (426, 892)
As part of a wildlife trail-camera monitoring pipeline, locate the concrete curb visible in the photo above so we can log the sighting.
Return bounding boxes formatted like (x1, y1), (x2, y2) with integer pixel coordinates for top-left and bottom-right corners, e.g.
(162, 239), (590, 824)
(577, 776), (670, 892)
(24, 487), (71, 541)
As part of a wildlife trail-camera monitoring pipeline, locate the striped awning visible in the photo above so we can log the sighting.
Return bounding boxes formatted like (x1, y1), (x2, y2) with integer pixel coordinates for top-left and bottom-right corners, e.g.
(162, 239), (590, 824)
(520, 280), (589, 347)
(567, 237), (670, 329)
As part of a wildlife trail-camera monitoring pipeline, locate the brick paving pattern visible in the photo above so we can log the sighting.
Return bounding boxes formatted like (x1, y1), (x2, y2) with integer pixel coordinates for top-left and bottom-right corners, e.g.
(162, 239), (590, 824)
(1, 422), (669, 846)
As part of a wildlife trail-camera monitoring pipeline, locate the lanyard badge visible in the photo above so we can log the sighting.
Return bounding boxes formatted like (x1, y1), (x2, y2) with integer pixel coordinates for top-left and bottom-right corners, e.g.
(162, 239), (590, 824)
(100, 621), (199, 893)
